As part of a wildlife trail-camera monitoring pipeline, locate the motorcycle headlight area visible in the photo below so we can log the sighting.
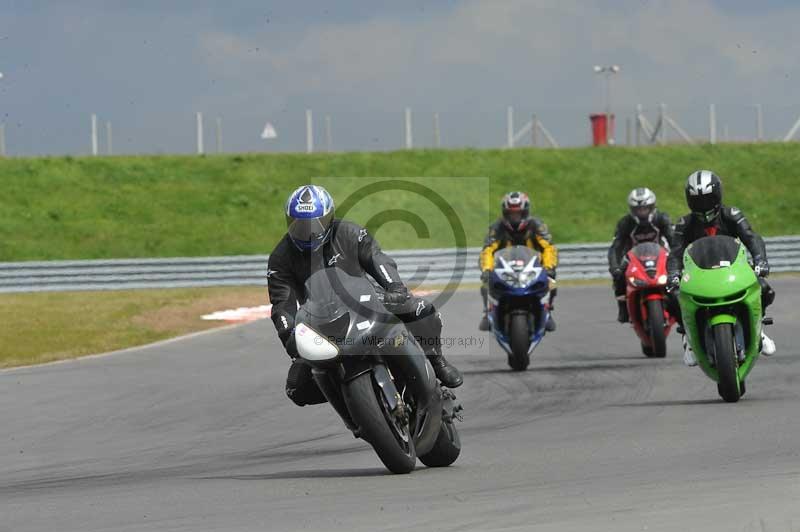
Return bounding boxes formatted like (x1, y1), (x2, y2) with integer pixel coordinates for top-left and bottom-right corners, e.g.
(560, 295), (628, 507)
(628, 276), (650, 288)
(517, 272), (535, 286)
(295, 323), (339, 361)
(502, 271), (531, 287)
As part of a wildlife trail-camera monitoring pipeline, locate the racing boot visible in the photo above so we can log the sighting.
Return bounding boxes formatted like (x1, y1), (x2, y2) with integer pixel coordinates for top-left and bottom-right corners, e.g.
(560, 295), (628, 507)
(682, 334), (697, 367)
(617, 300), (629, 323)
(426, 347), (463, 388)
(760, 331), (776, 356)
(545, 309), (557, 332)
(546, 288), (558, 332)
(478, 312), (490, 331)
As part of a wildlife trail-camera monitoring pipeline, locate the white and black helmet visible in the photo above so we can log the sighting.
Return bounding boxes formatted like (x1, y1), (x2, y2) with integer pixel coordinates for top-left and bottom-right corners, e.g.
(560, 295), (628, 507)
(627, 187), (657, 224)
(685, 170), (722, 223)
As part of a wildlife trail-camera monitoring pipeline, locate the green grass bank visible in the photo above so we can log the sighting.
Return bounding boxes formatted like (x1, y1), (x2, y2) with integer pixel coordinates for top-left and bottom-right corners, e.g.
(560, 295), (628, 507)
(1, 143), (798, 261)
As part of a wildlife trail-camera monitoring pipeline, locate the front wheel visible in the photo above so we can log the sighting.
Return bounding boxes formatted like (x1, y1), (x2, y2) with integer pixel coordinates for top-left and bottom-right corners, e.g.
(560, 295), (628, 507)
(713, 323), (741, 403)
(342, 372), (416, 473)
(645, 299), (667, 358)
(508, 313), (531, 371)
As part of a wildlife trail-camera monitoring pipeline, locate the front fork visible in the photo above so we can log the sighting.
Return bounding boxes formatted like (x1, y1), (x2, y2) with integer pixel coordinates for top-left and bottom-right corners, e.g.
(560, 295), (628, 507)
(312, 359), (407, 435)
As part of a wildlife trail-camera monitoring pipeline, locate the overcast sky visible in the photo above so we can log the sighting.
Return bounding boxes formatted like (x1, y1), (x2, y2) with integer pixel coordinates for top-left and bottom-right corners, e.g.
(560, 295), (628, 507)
(2, 0), (800, 155)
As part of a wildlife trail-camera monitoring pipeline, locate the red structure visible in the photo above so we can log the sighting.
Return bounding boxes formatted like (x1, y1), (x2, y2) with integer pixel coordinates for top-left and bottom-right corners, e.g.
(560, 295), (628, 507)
(590, 114), (615, 146)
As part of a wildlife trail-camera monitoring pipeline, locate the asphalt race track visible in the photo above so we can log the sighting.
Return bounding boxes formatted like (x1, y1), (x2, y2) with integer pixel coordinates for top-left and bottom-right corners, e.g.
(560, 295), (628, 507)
(2, 279), (799, 532)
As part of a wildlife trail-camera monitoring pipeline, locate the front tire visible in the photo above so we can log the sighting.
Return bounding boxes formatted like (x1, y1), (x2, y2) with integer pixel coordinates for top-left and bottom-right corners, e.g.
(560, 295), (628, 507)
(645, 299), (667, 358)
(508, 313), (531, 371)
(713, 323), (741, 403)
(342, 372), (416, 473)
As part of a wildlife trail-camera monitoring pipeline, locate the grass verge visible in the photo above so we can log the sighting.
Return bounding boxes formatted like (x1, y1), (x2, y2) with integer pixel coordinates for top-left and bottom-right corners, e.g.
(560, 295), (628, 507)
(0, 287), (266, 368)
(1, 143), (799, 261)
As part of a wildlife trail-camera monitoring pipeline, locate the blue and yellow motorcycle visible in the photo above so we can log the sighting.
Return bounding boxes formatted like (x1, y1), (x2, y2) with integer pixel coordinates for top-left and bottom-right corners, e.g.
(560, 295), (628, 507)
(486, 245), (553, 371)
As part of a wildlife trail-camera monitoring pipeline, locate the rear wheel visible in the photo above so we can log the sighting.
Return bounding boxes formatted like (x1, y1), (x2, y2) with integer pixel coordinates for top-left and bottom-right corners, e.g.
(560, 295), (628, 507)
(713, 323), (741, 403)
(508, 313), (531, 371)
(342, 372), (416, 473)
(419, 419), (461, 467)
(645, 299), (667, 358)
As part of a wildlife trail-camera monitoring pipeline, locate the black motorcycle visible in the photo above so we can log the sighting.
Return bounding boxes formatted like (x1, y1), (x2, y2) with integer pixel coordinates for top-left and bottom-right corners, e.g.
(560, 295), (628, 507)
(293, 268), (462, 474)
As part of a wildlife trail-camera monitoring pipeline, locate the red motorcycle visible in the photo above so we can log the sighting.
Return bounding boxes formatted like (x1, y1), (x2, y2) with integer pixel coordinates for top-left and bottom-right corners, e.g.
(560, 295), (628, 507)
(623, 242), (676, 358)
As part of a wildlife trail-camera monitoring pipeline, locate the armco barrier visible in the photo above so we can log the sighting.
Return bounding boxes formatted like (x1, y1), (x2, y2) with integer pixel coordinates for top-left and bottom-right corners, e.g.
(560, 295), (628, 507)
(1, 236), (798, 293)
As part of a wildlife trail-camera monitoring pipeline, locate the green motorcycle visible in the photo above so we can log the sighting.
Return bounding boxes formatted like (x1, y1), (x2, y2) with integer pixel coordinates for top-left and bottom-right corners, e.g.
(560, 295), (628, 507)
(678, 235), (770, 403)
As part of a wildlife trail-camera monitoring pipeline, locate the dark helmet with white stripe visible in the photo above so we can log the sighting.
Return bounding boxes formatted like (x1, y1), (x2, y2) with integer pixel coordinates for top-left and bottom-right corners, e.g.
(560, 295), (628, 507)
(685, 170), (722, 223)
(627, 187), (657, 225)
(285, 185), (335, 251)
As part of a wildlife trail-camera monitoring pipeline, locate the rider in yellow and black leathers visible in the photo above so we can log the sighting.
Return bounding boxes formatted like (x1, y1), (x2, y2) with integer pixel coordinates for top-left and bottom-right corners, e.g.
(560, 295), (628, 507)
(479, 191), (559, 331)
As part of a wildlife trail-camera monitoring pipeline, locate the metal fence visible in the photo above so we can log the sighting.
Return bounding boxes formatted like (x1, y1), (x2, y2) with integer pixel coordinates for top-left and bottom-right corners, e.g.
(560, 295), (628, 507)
(8, 102), (800, 158)
(1, 236), (799, 293)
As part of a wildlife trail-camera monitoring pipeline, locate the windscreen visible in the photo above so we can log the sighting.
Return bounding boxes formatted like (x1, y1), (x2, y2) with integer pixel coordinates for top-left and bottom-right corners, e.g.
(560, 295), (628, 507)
(631, 242), (662, 260)
(687, 235), (741, 269)
(494, 245), (536, 270)
(302, 268), (380, 321)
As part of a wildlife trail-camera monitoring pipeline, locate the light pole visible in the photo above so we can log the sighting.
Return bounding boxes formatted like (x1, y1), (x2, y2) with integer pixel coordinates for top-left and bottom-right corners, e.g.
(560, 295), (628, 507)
(593, 64), (620, 144)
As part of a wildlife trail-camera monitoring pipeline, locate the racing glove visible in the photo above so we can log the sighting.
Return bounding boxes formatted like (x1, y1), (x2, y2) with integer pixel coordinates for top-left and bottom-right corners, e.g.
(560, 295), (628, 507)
(383, 282), (410, 308)
(610, 267), (624, 280)
(666, 273), (681, 293)
(754, 258), (770, 278)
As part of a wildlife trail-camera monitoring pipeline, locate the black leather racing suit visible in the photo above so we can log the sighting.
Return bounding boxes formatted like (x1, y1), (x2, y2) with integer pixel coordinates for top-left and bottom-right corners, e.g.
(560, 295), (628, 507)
(267, 219), (443, 406)
(608, 211), (674, 297)
(667, 206), (774, 323)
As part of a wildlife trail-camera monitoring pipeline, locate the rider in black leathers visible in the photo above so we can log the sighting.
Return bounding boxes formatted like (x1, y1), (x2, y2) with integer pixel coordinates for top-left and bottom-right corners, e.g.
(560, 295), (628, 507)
(667, 170), (776, 365)
(608, 187), (674, 323)
(269, 185), (463, 406)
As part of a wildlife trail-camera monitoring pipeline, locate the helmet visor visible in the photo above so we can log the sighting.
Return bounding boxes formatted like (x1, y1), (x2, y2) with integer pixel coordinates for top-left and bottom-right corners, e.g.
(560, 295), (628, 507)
(688, 192), (719, 213)
(286, 211), (334, 245)
(631, 205), (654, 221)
(504, 211), (523, 225)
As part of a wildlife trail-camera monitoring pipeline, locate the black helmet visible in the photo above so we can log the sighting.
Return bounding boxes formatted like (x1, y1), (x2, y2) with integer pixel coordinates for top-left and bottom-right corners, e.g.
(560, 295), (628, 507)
(685, 170), (722, 223)
(627, 187), (657, 225)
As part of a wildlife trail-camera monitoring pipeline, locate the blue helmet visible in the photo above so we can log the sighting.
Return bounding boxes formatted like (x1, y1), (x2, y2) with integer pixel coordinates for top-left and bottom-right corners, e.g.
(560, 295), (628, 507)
(285, 185), (335, 251)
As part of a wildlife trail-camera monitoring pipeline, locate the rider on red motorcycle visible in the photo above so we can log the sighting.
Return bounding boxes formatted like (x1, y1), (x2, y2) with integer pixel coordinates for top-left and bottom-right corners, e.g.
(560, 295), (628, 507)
(608, 188), (675, 323)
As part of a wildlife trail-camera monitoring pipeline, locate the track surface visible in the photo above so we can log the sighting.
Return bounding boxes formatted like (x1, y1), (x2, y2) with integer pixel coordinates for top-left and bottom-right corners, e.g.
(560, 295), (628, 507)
(2, 280), (799, 531)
